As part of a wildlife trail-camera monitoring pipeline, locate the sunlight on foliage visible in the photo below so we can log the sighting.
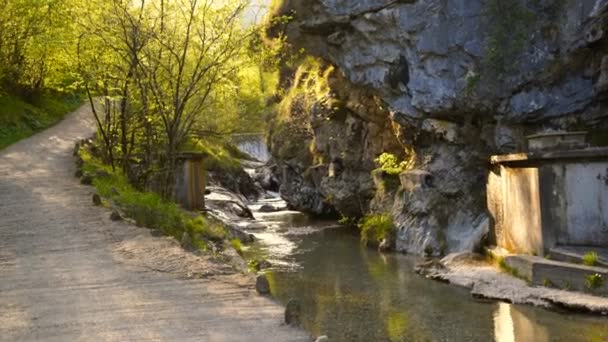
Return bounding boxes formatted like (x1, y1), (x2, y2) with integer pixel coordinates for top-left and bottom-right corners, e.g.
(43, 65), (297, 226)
(359, 214), (396, 247)
(278, 56), (334, 121)
(582, 251), (599, 266)
(79, 148), (228, 246)
(374, 152), (414, 175)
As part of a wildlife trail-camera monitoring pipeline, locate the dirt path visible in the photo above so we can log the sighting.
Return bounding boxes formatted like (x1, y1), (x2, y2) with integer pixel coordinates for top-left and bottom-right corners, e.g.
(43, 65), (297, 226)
(0, 105), (308, 341)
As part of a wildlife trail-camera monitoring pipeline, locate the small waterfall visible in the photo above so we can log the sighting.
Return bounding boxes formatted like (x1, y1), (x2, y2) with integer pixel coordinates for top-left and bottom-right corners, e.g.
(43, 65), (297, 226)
(232, 133), (270, 162)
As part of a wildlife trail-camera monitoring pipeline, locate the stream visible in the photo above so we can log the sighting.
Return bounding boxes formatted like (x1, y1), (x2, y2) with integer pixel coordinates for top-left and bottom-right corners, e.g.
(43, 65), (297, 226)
(233, 137), (607, 341)
(243, 198), (608, 342)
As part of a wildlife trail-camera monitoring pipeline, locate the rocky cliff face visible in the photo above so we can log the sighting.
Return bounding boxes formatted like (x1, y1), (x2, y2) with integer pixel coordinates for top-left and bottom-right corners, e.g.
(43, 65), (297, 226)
(268, 0), (608, 255)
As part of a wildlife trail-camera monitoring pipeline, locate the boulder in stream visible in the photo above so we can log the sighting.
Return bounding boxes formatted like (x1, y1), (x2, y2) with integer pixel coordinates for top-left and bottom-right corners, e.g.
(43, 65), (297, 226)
(255, 274), (271, 295)
(259, 204), (280, 213)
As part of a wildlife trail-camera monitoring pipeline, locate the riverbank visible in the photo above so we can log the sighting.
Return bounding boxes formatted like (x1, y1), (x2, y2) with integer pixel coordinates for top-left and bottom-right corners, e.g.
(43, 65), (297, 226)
(0, 104), (308, 341)
(416, 253), (608, 315)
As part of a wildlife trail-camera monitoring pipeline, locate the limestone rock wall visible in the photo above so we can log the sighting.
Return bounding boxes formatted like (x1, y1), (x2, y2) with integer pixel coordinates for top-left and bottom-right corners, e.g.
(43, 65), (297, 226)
(268, 0), (608, 255)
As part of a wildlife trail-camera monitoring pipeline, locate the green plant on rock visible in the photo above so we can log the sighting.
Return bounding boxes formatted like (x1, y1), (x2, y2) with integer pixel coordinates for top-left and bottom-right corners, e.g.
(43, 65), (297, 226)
(375, 153), (406, 175)
(230, 239), (243, 255)
(585, 273), (604, 291)
(358, 214), (396, 247)
(498, 257), (525, 280)
(583, 251), (599, 266)
(338, 216), (358, 227)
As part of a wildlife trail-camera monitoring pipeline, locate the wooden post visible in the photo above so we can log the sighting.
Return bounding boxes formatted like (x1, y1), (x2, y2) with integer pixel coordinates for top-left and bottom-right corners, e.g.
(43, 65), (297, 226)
(176, 152), (208, 211)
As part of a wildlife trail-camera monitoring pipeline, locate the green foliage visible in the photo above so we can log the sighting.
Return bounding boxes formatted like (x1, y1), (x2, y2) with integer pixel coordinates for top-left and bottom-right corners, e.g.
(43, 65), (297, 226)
(582, 251), (599, 266)
(82, 149), (186, 238)
(0, 0), (80, 94)
(358, 214), (396, 247)
(585, 273), (604, 291)
(0, 92), (83, 150)
(277, 56), (335, 122)
(80, 148), (229, 244)
(182, 138), (244, 172)
(230, 239), (244, 255)
(338, 216), (358, 227)
(374, 153), (411, 175)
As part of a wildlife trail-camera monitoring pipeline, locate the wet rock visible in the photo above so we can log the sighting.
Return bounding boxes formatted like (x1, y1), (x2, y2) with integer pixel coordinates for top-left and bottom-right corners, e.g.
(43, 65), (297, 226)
(284, 299), (301, 326)
(258, 204), (279, 213)
(250, 259), (273, 272)
(253, 166), (280, 192)
(259, 259), (274, 271)
(231, 203), (254, 219)
(205, 187), (254, 220)
(110, 210), (123, 221)
(255, 274), (271, 295)
(80, 173), (93, 185)
(243, 222), (267, 230)
(92, 193), (102, 206)
(414, 258), (447, 281)
(258, 259), (272, 270)
(207, 165), (259, 200)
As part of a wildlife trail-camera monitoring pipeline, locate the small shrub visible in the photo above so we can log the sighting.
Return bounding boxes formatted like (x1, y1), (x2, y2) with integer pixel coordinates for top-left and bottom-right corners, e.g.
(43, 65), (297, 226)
(375, 153), (408, 175)
(585, 273), (604, 291)
(338, 216), (358, 227)
(583, 251), (599, 266)
(203, 224), (227, 242)
(230, 239), (243, 255)
(358, 214), (396, 247)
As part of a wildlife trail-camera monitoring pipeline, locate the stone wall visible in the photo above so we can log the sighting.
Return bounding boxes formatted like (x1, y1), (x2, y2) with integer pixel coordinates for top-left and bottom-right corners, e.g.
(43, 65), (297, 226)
(489, 149), (608, 255)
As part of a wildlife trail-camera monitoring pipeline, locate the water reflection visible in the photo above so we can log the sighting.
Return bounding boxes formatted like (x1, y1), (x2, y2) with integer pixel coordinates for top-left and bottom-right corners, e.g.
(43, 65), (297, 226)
(251, 224), (608, 341)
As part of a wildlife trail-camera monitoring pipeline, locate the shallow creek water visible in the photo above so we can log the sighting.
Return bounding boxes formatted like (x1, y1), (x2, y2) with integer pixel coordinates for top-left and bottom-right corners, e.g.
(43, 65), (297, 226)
(243, 197), (608, 342)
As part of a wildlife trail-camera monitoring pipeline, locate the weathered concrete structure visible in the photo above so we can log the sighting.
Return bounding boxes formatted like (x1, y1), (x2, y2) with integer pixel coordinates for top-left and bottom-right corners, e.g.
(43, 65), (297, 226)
(488, 138), (608, 256)
(175, 152), (208, 211)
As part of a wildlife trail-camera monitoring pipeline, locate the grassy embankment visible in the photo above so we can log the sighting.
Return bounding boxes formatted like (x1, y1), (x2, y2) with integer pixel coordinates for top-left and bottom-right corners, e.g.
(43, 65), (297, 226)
(78, 140), (247, 253)
(0, 92), (83, 150)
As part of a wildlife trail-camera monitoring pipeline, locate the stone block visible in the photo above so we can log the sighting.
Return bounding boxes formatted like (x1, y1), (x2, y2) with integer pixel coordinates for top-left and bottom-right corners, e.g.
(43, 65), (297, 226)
(505, 255), (608, 295)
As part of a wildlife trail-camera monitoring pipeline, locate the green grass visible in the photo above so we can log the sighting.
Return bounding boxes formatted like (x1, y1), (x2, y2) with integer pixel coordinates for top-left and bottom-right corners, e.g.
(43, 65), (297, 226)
(79, 148), (228, 246)
(358, 214), (396, 247)
(0, 91), (83, 150)
(582, 251), (599, 266)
